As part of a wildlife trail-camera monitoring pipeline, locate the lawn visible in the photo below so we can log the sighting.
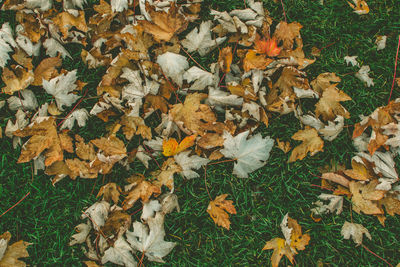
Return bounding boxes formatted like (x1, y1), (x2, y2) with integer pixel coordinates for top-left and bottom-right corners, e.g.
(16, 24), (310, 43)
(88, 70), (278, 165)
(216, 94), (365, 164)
(0, 0), (399, 266)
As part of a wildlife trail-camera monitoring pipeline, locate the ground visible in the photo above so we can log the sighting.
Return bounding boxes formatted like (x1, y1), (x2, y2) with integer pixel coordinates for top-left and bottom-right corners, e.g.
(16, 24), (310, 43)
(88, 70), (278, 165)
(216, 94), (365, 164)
(0, 0), (399, 266)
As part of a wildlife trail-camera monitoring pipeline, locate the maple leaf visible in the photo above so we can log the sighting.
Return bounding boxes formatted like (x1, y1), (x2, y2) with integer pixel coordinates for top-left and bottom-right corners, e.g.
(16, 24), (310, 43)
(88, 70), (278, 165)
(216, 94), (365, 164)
(126, 213), (176, 263)
(122, 177), (161, 210)
(315, 84), (351, 121)
(32, 57), (62, 86)
(263, 214), (310, 267)
(243, 50), (273, 72)
(140, 3), (188, 42)
(43, 70), (80, 111)
(349, 180), (384, 215)
(341, 221), (371, 246)
(289, 126), (324, 162)
(0, 231), (31, 267)
(254, 37), (281, 57)
(162, 135), (195, 157)
(218, 46), (233, 73)
(82, 200), (110, 230)
(60, 108), (89, 130)
(220, 130), (274, 178)
(157, 52), (188, 87)
(311, 193), (343, 215)
(101, 236), (137, 266)
(181, 20), (226, 56)
(174, 151), (210, 179)
(53, 11), (88, 40)
(344, 55), (360, 67)
(207, 194), (237, 230)
(183, 67), (214, 91)
(97, 183), (121, 204)
(355, 65), (374, 87)
(0, 23), (17, 68)
(7, 89), (38, 111)
(1, 66), (34, 95)
(69, 223), (91, 246)
(43, 38), (71, 59)
(273, 21), (303, 50)
(347, 0), (369, 15)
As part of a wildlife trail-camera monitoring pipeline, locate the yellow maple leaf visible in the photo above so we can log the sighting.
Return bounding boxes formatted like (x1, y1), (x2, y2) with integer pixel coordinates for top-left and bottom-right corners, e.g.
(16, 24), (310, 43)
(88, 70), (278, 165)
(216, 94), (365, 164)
(207, 194), (237, 230)
(163, 135), (196, 157)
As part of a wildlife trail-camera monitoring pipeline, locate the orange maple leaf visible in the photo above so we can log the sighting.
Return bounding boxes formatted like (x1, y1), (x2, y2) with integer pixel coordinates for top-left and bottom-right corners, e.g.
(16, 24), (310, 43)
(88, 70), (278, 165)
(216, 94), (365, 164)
(162, 135), (196, 156)
(254, 37), (282, 57)
(207, 194), (237, 230)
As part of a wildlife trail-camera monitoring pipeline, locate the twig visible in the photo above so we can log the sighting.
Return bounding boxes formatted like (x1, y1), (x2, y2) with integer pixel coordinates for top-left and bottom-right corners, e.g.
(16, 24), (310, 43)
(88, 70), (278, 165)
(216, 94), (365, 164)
(138, 252), (145, 267)
(182, 48), (208, 71)
(207, 158), (236, 166)
(362, 244), (393, 267)
(0, 192), (31, 218)
(203, 166), (212, 200)
(57, 85), (89, 128)
(388, 35), (400, 103)
(280, 0), (287, 23)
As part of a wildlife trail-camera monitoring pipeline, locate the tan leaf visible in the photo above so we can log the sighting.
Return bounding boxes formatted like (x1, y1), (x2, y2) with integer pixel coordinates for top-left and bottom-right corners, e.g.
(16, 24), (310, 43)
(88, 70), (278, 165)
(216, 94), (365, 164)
(140, 3), (188, 42)
(122, 177), (161, 210)
(276, 138), (291, 153)
(379, 195), (400, 216)
(262, 238), (294, 267)
(321, 172), (350, 188)
(315, 85), (351, 121)
(91, 136), (127, 157)
(207, 194), (237, 230)
(0, 232), (31, 267)
(101, 210), (131, 238)
(1, 66), (34, 94)
(349, 181), (384, 215)
(198, 133), (224, 150)
(53, 11), (88, 40)
(32, 57), (62, 86)
(273, 21), (303, 50)
(97, 183), (121, 204)
(152, 158), (181, 191)
(218, 46), (233, 73)
(289, 126), (324, 162)
(47, 102), (62, 116)
(75, 135), (96, 161)
(243, 50), (273, 72)
(310, 72), (341, 96)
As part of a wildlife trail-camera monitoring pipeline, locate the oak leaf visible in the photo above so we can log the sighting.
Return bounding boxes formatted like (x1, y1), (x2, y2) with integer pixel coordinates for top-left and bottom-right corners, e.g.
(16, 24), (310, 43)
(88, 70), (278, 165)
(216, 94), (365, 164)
(207, 194), (237, 230)
(289, 126), (324, 162)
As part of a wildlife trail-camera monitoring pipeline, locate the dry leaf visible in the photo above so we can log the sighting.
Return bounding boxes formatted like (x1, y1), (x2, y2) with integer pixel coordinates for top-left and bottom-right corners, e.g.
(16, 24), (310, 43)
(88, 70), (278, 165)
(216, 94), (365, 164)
(347, 0), (369, 15)
(162, 135), (195, 157)
(32, 57), (62, 86)
(341, 221), (371, 245)
(219, 46), (233, 73)
(0, 231), (31, 267)
(207, 194), (237, 230)
(289, 126), (324, 162)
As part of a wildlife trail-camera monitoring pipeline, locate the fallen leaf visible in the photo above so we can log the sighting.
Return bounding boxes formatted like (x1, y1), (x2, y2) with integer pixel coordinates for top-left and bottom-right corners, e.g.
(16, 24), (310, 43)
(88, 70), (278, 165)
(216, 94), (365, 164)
(347, 0), (370, 15)
(341, 221), (371, 245)
(219, 46), (233, 73)
(207, 194), (237, 230)
(162, 135), (196, 156)
(289, 126), (324, 162)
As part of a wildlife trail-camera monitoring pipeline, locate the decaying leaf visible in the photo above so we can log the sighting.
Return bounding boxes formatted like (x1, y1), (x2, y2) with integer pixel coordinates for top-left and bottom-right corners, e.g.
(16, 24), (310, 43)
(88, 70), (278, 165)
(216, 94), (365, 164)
(289, 126), (324, 162)
(207, 194), (237, 230)
(0, 231), (31, 267)
(341, 221), (371, 245)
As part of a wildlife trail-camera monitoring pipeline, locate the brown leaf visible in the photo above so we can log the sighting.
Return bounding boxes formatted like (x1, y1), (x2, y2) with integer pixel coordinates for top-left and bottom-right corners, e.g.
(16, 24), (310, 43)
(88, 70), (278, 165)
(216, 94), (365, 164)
(273, 21), (303, 50)
(152, 158), (181, 191)
(97, 183), (121, 204)
(289, 126), (324, 162)
(243, 50), (273, 72)
(219, 46), (233, 73)
(91, 136), (127, 157)
(276, 138), (291, 153)
(122, 178), (161, 210)
(349, 181), (384, 215)
(262, 238), (294, 267)
(101, 210), (131, 238)
(75, 135), (96, 161)
(1, 66), (34, 94)
(322, 172), (350, 188)
(32, 57), (62, 86)
(140, 3), (188, 42)
(170, 93), (217, 136)
(53, 11), (88, 40)
(198, 133), (224, 150)
(310, 72), (341, 96)
(0, 232), (31, 267)
(207, 194), (237, 230)
(315, 84), (351, 121)
(379, 195), (400, 216)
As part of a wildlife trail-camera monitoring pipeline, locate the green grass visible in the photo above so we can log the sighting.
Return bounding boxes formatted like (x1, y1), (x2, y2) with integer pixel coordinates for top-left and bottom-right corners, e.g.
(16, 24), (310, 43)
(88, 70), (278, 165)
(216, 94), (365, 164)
(1, 0), (400, 266)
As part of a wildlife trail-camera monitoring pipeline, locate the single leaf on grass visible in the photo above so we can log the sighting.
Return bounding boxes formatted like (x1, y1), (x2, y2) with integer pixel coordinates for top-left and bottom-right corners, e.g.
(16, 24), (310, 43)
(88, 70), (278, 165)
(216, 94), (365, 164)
(341, 221), (371, 246)
(311, 193), (343, 215)
(355, 65), (374, 87)
(289, 126), (324, 162)
(276, 138), (291, 153)
(263, 214), (310, 267)
(220, 130), (274, 178)
(0, 231), (31, 267)
(162, 135), (195, 156)
(69, 223), (91, 246)
(207, 194), (237, 230)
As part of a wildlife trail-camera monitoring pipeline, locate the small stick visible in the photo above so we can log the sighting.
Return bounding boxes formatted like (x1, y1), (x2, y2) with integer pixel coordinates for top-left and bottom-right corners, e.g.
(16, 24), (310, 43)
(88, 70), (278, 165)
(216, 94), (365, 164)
(0, 192), (31, 218)
(388, 35), (400, 103)
(362, 244), (393, 267)
(203, 166), (212, 200)
(280, 0), (287, 23)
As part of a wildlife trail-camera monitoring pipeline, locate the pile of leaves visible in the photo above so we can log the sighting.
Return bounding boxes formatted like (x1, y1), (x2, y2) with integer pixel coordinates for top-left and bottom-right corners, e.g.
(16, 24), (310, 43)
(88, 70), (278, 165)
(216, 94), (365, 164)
(0, 0), (399, 265)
